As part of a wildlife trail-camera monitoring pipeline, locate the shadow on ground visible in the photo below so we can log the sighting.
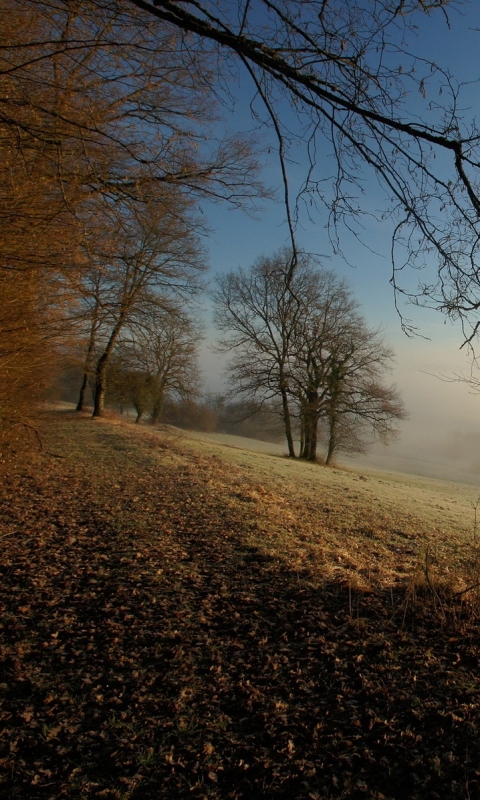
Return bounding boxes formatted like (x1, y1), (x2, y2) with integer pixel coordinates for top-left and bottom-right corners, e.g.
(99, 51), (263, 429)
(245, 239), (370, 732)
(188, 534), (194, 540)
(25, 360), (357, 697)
(0, 414), (479, 799)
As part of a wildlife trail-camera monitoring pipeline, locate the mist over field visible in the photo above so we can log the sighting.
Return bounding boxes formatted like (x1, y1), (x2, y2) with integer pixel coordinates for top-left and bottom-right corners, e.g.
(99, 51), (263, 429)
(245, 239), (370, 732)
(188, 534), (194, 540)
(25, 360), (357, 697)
(364, 338), (480, 485)
(200, 332), (480, 486)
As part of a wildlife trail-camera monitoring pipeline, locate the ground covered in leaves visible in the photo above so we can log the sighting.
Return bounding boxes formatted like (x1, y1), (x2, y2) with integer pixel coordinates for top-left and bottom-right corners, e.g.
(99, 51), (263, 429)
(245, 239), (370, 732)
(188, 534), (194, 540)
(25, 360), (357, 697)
(1, 411), (480, 799)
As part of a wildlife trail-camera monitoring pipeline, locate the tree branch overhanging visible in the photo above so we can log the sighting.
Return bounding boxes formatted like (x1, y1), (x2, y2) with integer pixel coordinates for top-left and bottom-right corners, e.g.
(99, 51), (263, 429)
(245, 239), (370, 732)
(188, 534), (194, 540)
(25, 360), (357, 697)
(125, 0), (480, 340)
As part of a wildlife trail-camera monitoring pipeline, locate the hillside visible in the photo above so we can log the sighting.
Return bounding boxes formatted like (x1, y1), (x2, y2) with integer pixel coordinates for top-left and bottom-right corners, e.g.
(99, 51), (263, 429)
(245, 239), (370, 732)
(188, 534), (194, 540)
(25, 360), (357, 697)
(1, 410), (480, 799)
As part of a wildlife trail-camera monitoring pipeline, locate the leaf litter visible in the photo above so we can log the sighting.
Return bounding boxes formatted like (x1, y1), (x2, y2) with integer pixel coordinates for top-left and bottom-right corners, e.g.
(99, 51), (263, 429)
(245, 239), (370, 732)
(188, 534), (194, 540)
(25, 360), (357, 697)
(1, 410), (480, 799)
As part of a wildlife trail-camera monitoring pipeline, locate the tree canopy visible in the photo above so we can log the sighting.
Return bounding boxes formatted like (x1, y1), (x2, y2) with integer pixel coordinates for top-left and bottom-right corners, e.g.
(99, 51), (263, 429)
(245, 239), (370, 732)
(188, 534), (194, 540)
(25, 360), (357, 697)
(5, 2), (480, 329)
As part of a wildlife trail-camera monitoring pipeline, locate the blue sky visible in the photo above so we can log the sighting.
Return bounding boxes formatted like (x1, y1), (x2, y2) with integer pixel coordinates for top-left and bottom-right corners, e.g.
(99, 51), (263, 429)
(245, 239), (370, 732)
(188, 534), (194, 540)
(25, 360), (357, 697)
(197, 2), (480, 476)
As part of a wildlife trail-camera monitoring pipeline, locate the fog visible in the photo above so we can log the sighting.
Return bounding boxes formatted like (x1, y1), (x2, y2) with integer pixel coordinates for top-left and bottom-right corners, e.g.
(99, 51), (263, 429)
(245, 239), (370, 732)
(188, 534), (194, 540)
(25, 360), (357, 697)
(357, 338), (480, 486)
(199, 333), (480, 487)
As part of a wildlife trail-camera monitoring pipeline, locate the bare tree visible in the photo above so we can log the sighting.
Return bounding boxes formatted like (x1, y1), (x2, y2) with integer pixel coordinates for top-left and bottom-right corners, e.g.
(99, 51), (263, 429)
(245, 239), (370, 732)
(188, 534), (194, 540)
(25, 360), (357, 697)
(144, 313), (202, 425)
(214, 249), (405, 462)
(319, 337), (406, 465)
(110, 309), (202, 424)
(290, 295), (406, 462)
(74, 267), (112, 412)
(288, 273), (362, 461)
(213, 249), (307, 456)
(73, 194), (206, 418)
(107, 361), (153, 423)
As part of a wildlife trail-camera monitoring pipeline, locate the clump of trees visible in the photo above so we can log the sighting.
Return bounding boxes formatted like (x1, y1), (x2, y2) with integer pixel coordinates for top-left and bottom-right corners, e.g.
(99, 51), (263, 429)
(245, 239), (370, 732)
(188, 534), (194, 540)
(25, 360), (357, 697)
(161, 400), (218, 433)
(213, 249), (406, 463)
(106, 310), (203, 424)
(203, 396), (285, 442)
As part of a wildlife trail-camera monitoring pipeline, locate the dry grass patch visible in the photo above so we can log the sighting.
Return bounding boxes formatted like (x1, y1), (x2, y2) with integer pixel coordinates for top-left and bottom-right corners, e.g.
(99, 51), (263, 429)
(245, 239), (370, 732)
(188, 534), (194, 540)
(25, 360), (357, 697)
(154, 424), (479, 596)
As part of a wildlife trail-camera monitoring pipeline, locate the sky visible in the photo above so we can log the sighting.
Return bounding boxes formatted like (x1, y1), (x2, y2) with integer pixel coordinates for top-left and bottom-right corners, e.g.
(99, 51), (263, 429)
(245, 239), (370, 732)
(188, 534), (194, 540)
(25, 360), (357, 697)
(196, 1), (480, 481)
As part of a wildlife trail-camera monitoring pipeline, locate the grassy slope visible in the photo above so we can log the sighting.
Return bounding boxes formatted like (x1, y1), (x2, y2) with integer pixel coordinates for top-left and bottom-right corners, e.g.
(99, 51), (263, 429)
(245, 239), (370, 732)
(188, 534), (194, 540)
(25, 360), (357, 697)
(1, 411), (480, 799)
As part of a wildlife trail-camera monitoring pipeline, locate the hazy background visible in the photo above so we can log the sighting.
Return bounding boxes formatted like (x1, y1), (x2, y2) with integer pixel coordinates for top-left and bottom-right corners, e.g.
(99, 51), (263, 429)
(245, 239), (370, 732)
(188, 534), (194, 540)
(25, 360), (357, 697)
(200, 307), (480, 485)
(194, 5), (480, 485)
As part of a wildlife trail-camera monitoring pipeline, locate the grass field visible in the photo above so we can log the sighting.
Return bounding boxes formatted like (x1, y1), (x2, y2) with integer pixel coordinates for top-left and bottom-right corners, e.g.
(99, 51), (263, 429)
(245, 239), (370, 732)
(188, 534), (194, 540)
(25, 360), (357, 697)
(1, 410), (480, 799)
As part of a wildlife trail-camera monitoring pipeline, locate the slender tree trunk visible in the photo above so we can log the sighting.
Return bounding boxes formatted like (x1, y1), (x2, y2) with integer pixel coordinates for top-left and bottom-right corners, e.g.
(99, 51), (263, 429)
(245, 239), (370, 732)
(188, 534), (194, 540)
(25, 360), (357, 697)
(301, 394), (319, 461)
(300, 410), (309, 459)
(299, 412), (305, 458)
(325, 403), (339, 465)
(280, 385), (296, 457)
(76, 371), (89, 412)
(77, 307), (100, 411)
(92, 315), (126, 418)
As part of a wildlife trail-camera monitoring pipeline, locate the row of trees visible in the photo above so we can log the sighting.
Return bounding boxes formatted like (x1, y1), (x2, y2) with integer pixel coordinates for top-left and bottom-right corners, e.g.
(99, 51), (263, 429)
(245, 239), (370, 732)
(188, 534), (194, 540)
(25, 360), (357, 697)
(214, 250), (406, 463)
(0, 0), (264, 439)
(95, 311), (202, 425)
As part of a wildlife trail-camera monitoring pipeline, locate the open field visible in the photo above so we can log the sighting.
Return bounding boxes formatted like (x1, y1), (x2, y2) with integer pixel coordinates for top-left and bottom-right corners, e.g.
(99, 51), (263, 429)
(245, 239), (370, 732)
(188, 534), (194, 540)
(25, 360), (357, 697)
(185, 429), (480, 486)
(2, 410), (480, 799)
(183, 429), (480, 560)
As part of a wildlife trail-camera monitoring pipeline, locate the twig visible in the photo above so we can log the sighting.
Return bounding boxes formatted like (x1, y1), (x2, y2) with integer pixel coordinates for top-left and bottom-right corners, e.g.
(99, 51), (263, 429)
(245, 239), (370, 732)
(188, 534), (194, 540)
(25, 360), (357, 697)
(453, 581), (480, 599)
(7, 420), (66, 458)
(10, 420), (43, 450)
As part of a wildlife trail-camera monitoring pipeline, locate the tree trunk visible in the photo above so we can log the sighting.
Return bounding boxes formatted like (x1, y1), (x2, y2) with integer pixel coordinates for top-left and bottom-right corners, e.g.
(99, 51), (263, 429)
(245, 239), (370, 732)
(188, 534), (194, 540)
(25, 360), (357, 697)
(325, 369), (342, 465)
(307, 422), (318, 461)
(92, 314), (126, 418)
(300, 394), (318, 461)
(325, 408), (338, 465)
(303, 412), (318, 461)
(92, 352), (109, 418)
(77, 308), (100, 411)
(280, 386), (296, 457)
(76, 371), (89, 412)
(150, 406), (163, 425)
(150, 383), (165, 425)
